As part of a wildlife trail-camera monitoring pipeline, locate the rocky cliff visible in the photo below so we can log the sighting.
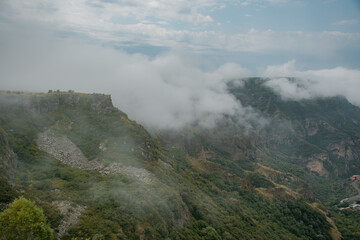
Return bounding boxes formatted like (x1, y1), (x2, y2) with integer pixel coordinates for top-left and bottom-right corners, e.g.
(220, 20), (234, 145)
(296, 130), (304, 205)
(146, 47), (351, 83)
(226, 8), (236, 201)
(0, 91), (114, 114)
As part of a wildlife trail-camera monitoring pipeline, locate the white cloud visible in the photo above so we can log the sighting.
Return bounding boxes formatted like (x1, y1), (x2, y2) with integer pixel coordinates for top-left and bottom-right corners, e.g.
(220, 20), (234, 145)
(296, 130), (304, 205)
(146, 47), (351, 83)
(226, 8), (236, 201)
(199, 29), (360, 55)
(332, 19), (358, 26)
(1, 0), (215, 25)
(264, 0), (288, 3)
(0, 0), (359, 56)
(241, 0), (288, 6)
(263, 60), (360, 106)
(0, 25), (254, 130)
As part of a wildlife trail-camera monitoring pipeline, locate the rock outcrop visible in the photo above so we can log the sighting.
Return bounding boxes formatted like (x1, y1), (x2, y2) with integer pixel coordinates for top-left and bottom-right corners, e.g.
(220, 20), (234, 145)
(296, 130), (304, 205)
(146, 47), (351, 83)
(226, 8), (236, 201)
(31, 92), (114, 114)
(0, 91), (115, 114)
(37, 129), (153, 183)
(52, 200), (85, 238)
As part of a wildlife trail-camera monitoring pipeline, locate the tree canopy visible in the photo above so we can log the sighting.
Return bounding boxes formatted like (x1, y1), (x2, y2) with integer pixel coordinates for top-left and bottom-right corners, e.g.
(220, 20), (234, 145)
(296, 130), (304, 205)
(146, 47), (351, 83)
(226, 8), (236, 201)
(0, 196), (53, 240)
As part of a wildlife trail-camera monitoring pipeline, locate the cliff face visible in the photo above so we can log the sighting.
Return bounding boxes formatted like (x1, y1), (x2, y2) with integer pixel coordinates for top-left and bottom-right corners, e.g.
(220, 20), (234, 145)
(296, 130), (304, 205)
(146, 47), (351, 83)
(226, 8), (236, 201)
(0, 91), (114, 114)
(32, 93), (114, 113)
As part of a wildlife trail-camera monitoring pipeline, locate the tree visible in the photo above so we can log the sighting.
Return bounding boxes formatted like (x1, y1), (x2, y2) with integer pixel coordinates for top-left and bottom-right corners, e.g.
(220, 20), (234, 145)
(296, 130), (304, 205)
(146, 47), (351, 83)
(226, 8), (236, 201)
(0, 196), (53, 240)
(200, 226), (221, 240)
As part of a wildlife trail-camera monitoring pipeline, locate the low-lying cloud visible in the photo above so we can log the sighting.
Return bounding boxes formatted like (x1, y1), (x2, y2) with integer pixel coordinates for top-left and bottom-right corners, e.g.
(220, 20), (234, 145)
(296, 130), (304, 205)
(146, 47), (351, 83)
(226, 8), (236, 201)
(109, 55), (252, 129)
(263, 60), (360, 106)
(2, 24), (360, 131)
(0, 24), (254, 130)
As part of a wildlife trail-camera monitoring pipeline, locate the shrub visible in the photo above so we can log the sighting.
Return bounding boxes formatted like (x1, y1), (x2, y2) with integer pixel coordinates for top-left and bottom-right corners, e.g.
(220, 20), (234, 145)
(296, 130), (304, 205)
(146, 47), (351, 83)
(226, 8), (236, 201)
(0, 196), (54, 240)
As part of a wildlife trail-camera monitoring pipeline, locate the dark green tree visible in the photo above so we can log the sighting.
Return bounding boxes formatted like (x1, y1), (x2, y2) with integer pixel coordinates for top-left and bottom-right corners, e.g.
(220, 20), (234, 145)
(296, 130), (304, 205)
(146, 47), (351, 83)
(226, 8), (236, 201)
(0, 196), (53, 240)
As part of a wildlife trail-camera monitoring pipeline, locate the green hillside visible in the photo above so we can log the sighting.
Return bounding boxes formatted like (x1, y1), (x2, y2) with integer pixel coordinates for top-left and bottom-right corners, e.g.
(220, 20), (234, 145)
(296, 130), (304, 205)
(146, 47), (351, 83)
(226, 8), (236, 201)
(0, 85), (358, 239)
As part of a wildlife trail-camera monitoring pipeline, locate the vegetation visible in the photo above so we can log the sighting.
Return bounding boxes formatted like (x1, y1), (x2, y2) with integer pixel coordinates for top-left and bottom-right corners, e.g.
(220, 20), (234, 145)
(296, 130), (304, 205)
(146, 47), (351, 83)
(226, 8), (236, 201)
(331, 209), (360, 239)
(0, 197), (53, 240)
(0, 85), (359, 239)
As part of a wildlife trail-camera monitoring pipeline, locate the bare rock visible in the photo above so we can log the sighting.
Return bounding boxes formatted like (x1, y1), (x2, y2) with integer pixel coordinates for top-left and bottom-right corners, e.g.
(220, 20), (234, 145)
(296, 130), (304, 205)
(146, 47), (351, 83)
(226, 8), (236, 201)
(306, 153), (330, 177)
(37, 129), (154, 183)
(52, 200), (85, 238)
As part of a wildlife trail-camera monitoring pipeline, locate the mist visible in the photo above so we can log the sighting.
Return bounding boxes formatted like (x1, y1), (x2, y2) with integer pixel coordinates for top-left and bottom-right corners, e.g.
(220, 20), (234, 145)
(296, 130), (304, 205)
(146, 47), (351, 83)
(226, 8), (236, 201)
(2, 24), (360, 131)
(263, 60), (360, 106)
(0, 24), (255, 130)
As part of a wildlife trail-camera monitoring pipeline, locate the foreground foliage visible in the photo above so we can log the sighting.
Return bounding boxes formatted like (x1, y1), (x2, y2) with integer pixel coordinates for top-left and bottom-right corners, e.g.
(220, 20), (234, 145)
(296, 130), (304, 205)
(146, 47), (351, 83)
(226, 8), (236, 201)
(0, 196), (53, 240)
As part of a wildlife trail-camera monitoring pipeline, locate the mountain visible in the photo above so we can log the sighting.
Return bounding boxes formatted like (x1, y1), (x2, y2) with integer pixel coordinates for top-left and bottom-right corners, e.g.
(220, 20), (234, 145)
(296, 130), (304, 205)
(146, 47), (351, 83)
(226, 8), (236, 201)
(0, 80), (359, 240)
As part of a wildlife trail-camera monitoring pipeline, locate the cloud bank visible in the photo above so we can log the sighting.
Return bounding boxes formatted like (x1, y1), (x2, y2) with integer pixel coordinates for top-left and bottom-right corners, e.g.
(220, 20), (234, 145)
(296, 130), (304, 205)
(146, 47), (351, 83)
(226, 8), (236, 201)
(0, 25), (253, 130)
(263, 60), (360, 106)
(1, 20), (360, 131)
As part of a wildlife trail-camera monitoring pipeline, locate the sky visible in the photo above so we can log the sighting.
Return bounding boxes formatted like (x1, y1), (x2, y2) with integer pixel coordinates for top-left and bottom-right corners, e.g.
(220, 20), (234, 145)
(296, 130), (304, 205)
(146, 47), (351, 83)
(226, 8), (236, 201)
(0, 0), (360, 129)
